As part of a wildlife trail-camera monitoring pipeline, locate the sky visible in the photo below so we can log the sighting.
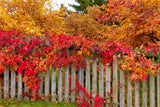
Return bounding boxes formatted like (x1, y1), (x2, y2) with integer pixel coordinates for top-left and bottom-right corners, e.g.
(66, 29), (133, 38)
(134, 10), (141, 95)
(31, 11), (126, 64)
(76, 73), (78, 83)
(52, 0), (79, 11)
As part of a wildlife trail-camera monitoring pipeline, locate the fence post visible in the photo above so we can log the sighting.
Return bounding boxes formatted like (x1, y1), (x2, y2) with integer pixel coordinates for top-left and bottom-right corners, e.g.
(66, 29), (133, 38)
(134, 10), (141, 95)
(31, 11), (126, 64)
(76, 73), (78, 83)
(51, 67), (56, 102)
(24, 36), (30, 101)
(45, 67), (50, 101)
(58, 62), (63, 101)
(71, 62), (76, 102)
(45, 35), (50, 101)
(4, 68), (9, 100)
(81, 67), (84, 97)
(150, 74), (155, 107)
(92, 53), (97, 103)
(120, 67), (125, 107)
(127, 73), (132, 107)
(113, 55), (118, 107)
(86, 56), (90, 102)
(11, 70), (16, 100)
(99, 58), (104, 98)
(79, 67), (83, 99)
(106, 64), (110, 107)
(65, 48), (69, 102)
(18, 72), (22, 101)
(135, 82), (139, 107)
(24, 84), (29, 101)
(38, 72), (43, 98)
(71, 49), (76, 102)
(142, 81), (147, 107)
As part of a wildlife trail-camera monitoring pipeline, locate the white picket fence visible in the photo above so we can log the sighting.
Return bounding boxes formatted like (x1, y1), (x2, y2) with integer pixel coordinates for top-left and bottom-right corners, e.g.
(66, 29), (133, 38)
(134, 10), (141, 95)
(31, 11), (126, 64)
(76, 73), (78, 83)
(1, 54), (160, 107)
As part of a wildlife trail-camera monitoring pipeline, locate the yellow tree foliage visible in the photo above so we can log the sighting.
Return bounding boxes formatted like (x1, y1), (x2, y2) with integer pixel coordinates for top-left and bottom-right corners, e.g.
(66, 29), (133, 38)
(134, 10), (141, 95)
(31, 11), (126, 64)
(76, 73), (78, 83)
(0, 0), (65, 36)
(63, 5), (132, 41)
(64, 5), (112, 40)
(99, 0), (160, 47)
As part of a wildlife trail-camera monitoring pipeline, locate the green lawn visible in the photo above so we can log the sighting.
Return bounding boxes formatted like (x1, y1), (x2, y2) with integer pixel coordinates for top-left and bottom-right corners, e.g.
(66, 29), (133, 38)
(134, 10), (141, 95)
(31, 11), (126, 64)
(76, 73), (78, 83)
(0, 100), (77, 107)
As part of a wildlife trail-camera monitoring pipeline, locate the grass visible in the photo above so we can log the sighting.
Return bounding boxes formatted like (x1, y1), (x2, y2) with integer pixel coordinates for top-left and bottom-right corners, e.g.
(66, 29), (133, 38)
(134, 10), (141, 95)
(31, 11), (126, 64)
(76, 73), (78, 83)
(0, 100), (77, 107)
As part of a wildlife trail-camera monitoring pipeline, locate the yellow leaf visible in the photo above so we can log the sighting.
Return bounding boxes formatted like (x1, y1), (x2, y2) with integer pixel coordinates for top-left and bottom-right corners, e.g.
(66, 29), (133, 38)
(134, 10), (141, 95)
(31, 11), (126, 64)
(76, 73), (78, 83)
(77, 50), (82, 55)
(150, 69), (155, 74)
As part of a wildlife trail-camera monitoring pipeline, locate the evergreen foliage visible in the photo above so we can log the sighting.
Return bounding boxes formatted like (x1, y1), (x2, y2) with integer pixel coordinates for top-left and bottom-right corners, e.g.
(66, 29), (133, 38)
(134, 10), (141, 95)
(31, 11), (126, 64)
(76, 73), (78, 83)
(69, 0), (107, 12)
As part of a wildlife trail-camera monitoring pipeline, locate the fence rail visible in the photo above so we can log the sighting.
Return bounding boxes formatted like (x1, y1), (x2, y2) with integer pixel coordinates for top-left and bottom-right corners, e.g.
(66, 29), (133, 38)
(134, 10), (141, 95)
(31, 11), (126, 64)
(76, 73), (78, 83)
(0, 55), (160, 107)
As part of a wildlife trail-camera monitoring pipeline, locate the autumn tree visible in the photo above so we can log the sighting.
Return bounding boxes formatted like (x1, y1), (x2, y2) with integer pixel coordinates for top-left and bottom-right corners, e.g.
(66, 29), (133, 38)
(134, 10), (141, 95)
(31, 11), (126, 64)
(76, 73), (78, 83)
(0, 0), (65, 36)
(98, 0), (160, 47)
(64, 5), (114, 40)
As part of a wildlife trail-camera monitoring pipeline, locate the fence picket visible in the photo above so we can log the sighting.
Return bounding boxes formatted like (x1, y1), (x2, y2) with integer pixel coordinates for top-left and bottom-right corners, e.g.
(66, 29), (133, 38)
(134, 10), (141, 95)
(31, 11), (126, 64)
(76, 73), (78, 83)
(135, 82), (139, 107)
(24, 84), (29, 101)
(158, 70), (160, 107)
(4, 68), (9, 100)
(18, 73), (22, 100)
(142, 81), (147, 107)
(81, 67), (84, 97)
(106, 64), (110, 107)
(65, 49), (69, 102)
(11, 70), (16, 100)
(150, 74), (155, 107)
(79, 67), (83, 98)
(64, 64), (69, 102)
(58, 50), (63, 101)
(79, 67), (84, 98)
(71, 62), (76, 102)
(45, 67), (50, 101)
(86, 56), (90, 102)
(38, 72), (43, 98)
(99, 59), (104, 98)
(58, 67), (63, 101)
(127, 73), (132, 107)
(113, 55), (118, 107)
(51, 67), (56, 102)
(92, 53), (97, 103)
(120, 68), (125, 107)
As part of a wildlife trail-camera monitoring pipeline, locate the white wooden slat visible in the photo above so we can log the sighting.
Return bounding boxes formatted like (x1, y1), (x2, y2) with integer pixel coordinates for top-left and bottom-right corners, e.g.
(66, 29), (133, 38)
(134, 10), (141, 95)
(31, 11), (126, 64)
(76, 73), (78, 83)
(24, 84), (29, 101)
(58, 50), (63, 101)
(99, 59), (104, 98)
(4, 68), (9, 100)
(79, 67), (84, 99)
(135, 82), (139, 107)
(65, 49), (69, 102)
(150, 74), (155, 107)
(127, 73), (132, 107)
(45, 67), (50, 101)
(58, 67), (63, 101)
(92, 53), (97, 103)
(142, 81), (147, 107)
(25, 36), (29, 101)
(18, 73), (22, 101)
(113, 55), (118, 107)
(79, 67), (82, 98)
(38, 72), (43, 98)
(11, 70), (16, 100)
(106, 64), (110, 107)
(120, 68), (125, 107)
(45, 34), (50, 101)
(71, 62), (76, 102)
(86, 56), (90, 102)
(51, 67), (56, 102)
(81, 67), (84, 98)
